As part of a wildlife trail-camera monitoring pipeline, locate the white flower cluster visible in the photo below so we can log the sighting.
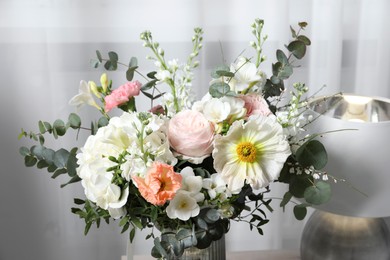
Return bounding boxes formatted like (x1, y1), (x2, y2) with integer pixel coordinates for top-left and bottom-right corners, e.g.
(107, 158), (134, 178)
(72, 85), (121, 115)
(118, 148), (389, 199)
(276, 83), (313, 143)
(76, 112), (177, 218)
(166, 167), (232, 221)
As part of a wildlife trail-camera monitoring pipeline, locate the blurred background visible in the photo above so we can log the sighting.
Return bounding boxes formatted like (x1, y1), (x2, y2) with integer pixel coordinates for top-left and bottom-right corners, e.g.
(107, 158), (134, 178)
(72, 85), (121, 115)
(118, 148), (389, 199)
(1, 0), (390, 259)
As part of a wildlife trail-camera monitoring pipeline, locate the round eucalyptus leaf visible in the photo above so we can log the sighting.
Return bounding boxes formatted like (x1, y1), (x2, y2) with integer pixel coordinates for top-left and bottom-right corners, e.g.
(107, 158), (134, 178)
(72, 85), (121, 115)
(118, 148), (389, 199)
(287, 40), (306, 59)
(53, 148), (70, 168)
(293, 204), (307, 220)
(296, 140), (328, 170)
(68, 113), (81, 129)
(53, 119), (66, 136)
(304, 181), (332, 205)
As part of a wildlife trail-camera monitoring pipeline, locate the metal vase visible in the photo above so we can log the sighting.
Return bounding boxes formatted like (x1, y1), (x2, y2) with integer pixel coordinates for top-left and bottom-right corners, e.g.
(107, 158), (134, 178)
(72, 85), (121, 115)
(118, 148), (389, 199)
(301, 210), (390, 260)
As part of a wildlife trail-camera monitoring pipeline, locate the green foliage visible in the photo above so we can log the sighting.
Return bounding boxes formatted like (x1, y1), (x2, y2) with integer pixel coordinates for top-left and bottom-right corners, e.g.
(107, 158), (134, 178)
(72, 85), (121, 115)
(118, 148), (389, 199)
(296, 139), (328, 170)
(304, 181), (331, 205)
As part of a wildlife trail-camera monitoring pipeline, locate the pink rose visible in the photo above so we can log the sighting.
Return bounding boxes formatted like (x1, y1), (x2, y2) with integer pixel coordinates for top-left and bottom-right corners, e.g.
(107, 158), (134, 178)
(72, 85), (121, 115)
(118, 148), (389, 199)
(240, 93), (272, 118)
(168, 110), (215, 158)
(104, 81), (141, 112)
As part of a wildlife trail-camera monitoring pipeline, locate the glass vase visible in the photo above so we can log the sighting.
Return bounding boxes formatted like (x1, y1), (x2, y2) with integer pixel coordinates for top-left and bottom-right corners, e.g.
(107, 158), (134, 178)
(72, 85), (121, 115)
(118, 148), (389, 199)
(176, 236), (226, 260)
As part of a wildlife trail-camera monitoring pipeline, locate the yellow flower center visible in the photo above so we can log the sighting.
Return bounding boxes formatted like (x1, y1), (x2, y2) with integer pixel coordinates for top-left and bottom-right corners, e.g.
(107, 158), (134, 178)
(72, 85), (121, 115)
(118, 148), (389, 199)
(236, 141), (257, 163)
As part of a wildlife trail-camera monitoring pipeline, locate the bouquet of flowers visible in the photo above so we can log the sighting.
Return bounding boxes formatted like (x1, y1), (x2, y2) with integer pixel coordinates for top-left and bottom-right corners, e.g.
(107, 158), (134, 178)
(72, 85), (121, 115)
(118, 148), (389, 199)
(19, 19), (332, 259)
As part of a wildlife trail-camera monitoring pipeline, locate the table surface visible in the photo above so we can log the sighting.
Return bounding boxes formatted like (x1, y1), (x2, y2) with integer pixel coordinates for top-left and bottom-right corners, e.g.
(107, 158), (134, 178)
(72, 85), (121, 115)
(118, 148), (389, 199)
(122, 249), (300, 260)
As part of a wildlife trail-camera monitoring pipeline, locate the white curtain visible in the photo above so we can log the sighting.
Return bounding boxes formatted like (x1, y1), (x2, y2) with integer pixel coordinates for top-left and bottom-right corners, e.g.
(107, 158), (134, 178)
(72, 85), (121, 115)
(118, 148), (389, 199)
(1, 0), (389, 259)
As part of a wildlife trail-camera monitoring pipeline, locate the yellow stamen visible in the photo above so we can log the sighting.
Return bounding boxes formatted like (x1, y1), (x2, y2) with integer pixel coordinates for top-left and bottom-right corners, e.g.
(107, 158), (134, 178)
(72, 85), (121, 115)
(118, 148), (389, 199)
(236, 141), (257, 163)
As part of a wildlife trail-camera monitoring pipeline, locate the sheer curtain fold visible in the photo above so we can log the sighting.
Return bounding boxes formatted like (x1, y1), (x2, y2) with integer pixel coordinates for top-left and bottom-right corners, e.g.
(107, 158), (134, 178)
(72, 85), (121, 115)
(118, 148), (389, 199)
(2, 1), (390, 260)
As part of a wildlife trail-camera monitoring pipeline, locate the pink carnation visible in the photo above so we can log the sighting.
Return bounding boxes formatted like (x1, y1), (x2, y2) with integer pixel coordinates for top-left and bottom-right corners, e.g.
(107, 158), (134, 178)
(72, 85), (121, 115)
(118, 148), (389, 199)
(132, 162), (182, 206)
(240, 93), (272, 118)
(104, 81), (141, 112)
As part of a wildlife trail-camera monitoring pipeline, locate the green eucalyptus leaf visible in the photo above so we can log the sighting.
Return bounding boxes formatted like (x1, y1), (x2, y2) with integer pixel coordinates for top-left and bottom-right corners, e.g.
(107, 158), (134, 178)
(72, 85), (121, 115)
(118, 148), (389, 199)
(42, 148), (55, 165)
(108, 51), (118, 62)
(209, 82), (231, 98)
(90, 59), (100, 68)
(280, 191), (293, 208)
(38, 121), (46, 134)
(297, 35), (311, 46)
(215, 70), (235, 78)
(104, 60), (117, 71)
(304, 181), (331, 205)
(270, 75), (281, 85)
(74, 198), (85, 205)
(205, 208), (220, 223)
(19, 146), (30, 156)
(68, 113), (81, 129)
(153, 238), (168, 259)
(96, 50), (103, 62)
(296, 140), (328, 170)
(66, 153), (78, 177)
(293, 204), (307, 220)
(129, 57), (138, 67)
(141, 79), (157, 91)
(60, 175), (81, 188)
(176, 228), (192, 241)
(147, 71), (157, 79)
(37, 160), (49, 169)
(31, 145), (45, 160)
(278, 64), (293, 80)
(53, 148), (70, 168)
(289, 175), (313, 198)
(290, 25), (297, 38)
(24, 155), (37, 167)
(126, 68), (134, 81)
(287, 40), (306, 60)
(298, 21), (308, 28)
(51, 168), (67, 179)
(53, 119), (66, 136)
(97, 117), (109, 128)
(210, 65), (230, 78)
(43, 122), (52, 133)
(276, 49), (288, 64)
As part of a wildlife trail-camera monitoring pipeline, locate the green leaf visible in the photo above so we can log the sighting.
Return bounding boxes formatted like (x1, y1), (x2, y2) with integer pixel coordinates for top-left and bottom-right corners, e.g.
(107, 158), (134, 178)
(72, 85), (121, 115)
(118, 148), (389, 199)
(51, 168), (67, 179)
(66, 153), (78, 177)
(96, 50), (103, 62)
(53, 119), (66, 136)
(276, 49), (288, 65)
(126, 68), (134, 81)
(119, 216), (129, 227)
(209, 82), (231, 98)
(287, 40), (306, 59)
(31, 145), (45, 160)
(38, 121), (46, 134)
(104, 60), (117, 71)
(129, 227), (136, 242)
(215, 70), (235, 78)
(132, 217), (143, 229)
(42, 148), (55, 165)
(280, 191), (293, 208)
(108, 51), (118, 62)
(210, 65), (230, 78)
(304, 181), (331, 205)
(97, 117), (109, 128)
(147, 71), (157, 79)
(297, 35), (311, 46)
(141, 79), (157, 91)
(60, 175), (81, 188)
(37, 160), (49, 169)
(298, 21), (308, 28)
(290, 25), (297, 38)
(74, 198), (85, 205)
(68, 113), (81, 129)
(293, 204), (307, 220)
(90, 59), (100, 68)
(129, 57), (138, 67)
(19, 146), (30, 156)
(289, 175), (313, 198)
(43, 122), (52, 133)
(153, 238), (168, 259)
(205, 208), (220, 223)
(295, 140), (328, 170)
(24, 155), (37, 167)
(53, 148), (70, 168)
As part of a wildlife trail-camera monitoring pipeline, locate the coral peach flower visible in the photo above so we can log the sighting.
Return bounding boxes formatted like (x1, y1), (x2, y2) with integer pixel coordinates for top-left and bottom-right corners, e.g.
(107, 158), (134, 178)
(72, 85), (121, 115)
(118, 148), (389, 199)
(133, 162), (182, 206)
